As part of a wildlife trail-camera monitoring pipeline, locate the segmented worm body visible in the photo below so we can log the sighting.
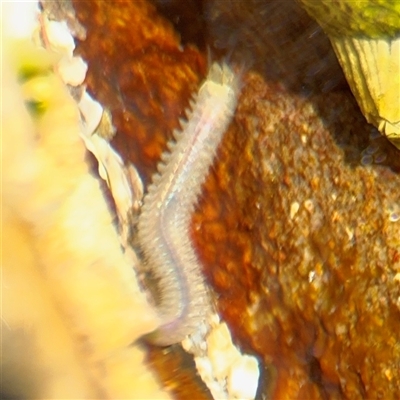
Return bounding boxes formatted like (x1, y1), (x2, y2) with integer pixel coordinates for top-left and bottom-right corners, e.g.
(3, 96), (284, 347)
(137, 63), (241, 346)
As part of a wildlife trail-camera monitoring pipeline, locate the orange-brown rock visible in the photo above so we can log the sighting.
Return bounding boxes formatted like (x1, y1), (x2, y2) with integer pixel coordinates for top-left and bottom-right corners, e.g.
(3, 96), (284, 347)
(73, 0), (400, 398)
(193, 71), (400, 398)
(73, 0), (206, 184)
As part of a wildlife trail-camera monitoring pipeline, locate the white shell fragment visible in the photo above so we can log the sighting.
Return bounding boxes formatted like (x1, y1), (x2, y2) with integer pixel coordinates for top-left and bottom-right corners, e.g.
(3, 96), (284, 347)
(44, 19), (76, 56)
(79, 91), (103, 136)
(57, 56), (88, 86)
(40, 9), (143, 247)
(207, 323), (242, 380)
(183, 315), (260, 400)
(78, 92), (143, 242)
(228, 355), (260, 400)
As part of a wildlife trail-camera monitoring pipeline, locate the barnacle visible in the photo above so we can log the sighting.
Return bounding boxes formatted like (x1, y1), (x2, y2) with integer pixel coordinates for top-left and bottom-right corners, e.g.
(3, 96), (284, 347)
(298, 0), (400, 148)
(329, 35), (400, 147)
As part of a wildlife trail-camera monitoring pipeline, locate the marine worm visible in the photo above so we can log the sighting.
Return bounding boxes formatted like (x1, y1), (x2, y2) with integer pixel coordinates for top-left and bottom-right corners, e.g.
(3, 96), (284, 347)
(137, 62), (241, 346)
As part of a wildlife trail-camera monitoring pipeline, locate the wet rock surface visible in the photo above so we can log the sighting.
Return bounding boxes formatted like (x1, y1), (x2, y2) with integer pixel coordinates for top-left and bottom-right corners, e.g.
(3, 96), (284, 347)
(73, 0), (400, 398)
(194, 72), (400, 398)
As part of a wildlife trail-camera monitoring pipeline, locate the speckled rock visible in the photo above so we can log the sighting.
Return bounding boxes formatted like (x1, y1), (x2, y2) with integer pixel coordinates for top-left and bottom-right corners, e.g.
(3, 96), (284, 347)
(193, 72), (400, 398)
(72, 0), (400, 398)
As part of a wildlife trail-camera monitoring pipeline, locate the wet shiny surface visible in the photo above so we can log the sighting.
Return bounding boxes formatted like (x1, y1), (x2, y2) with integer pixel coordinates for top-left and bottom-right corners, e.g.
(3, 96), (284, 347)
(73, 0), (400, 398)
(194, 73), (400, 398)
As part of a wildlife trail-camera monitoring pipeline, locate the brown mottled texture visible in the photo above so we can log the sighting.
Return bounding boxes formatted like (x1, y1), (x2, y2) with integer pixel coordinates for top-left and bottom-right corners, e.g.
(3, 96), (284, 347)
(146, 344), (213, 400)
(73, 0), (400, 398)
(192, 72), (400, 398)
(73, 0), (206, 185)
